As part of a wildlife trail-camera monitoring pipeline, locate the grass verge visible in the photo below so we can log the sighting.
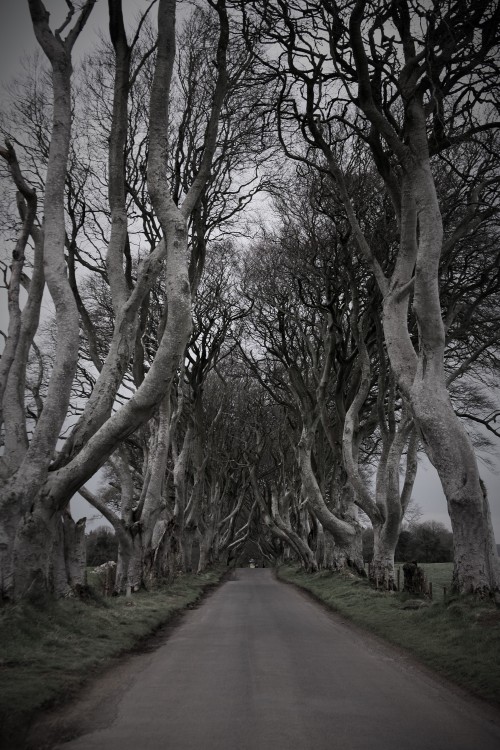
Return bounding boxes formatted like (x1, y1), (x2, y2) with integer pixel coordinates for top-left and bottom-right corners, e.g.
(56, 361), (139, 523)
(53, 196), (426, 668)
(0, 568), (226, 747)
(277, 565), (500, 705)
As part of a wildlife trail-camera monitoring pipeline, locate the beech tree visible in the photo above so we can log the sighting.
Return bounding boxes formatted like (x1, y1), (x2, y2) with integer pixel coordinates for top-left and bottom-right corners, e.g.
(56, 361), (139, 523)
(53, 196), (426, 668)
(240, 172), (423, 583)
(2, 0), (499, 599)
(240, 0), (500, 594)
(0, 0), (233, 601)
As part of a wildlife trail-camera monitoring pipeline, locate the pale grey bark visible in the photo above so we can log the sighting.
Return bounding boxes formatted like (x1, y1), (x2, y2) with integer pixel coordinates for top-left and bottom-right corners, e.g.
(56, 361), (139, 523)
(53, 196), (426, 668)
(247, 461), (318, 572)
(342, 325), (418, 588)
(261, 316), (364, 568)
(197, 529), (213, 574)
(53, 1), (150, 467)
(297, 426), (361, 552)
(172, 423), (192, 569)
(293, 348), (364, 570)
(406, 157), (500, 594)
(248, 0), (499, 594)
(0, 0), (232, 601)
(349, 10), (499, 595)
(52, 517), (72, 598)
(295, 9), (500, 595)
(63, 512), (87, 590)
(79, 483), (135, 594)
(20, 1), (92, 485)
(196, 483), (226, 574)
(140, 397), (171, 579)
(371, 424), (418, 588)
(53, 0), (229, 525)
(0, 143), (38, 458)
(215, 485), (248, 565)
(13, 503), (58, 599)
(0, 1), (96, 600)
(107, 0), (132, 313)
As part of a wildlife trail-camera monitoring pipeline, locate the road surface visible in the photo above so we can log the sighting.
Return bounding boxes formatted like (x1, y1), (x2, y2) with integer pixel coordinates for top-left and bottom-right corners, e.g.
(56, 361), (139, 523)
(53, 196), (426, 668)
(48, 568), (500, 750)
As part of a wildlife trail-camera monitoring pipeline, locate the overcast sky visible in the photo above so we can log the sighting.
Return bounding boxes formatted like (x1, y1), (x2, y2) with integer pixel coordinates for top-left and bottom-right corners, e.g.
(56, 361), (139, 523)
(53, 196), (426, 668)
(1, 1), (499, 537)
(0, 1), (149, 87)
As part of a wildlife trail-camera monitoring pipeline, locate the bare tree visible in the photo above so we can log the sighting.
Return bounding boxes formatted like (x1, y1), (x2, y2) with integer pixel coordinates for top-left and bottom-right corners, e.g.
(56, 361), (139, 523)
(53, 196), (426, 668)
(240, 0), (500, 594)
(0, 0), (231, 600)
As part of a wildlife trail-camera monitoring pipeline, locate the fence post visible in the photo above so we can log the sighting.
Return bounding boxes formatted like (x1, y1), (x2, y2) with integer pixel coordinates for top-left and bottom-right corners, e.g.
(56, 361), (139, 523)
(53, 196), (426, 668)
(397, 567), (401, 592)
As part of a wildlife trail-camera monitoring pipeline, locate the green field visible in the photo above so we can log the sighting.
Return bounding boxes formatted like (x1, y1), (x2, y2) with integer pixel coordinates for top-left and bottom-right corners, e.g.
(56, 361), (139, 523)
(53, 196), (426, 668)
(393, 561), (454, 596)
(0, 569), (225, 748)
(278, 564), (500, 706)
(420, 562), (454, 592)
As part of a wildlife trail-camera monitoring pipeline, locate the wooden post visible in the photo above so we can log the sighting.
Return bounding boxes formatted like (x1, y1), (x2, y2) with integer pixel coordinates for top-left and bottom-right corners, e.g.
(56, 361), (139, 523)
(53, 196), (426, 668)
(443, 585), (447, 601)
(429, 581), (433, 600)
(397, 567), (401, 592)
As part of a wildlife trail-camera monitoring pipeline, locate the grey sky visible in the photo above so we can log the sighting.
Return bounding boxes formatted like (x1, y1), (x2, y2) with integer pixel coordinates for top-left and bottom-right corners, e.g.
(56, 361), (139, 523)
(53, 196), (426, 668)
(0, 1), (153, 88)
(1, 1), (499, 536)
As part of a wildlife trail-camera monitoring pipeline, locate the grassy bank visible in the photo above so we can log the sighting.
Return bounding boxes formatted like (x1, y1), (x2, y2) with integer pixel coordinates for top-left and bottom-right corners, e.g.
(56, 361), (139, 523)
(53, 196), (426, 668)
(278, 565), (500, 705)
(0, 568), (226, 747)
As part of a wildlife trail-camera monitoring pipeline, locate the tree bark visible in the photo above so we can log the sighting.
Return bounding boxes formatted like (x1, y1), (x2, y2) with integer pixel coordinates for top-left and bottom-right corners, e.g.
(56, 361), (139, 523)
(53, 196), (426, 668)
(407, 157), (499, 594)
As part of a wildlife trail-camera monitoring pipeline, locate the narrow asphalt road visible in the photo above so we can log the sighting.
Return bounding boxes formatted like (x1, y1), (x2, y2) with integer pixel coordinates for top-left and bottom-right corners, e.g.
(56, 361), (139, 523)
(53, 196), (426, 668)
(52, 569), (500, 750)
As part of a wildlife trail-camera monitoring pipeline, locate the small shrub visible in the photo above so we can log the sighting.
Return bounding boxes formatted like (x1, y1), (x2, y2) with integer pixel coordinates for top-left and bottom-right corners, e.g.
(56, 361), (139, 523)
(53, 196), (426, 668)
(85, 527), (118, 566)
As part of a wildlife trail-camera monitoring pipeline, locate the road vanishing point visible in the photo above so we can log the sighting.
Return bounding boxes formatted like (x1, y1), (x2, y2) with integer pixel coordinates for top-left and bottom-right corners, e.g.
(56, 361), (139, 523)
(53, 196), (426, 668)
(46, 569), (500, 750)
